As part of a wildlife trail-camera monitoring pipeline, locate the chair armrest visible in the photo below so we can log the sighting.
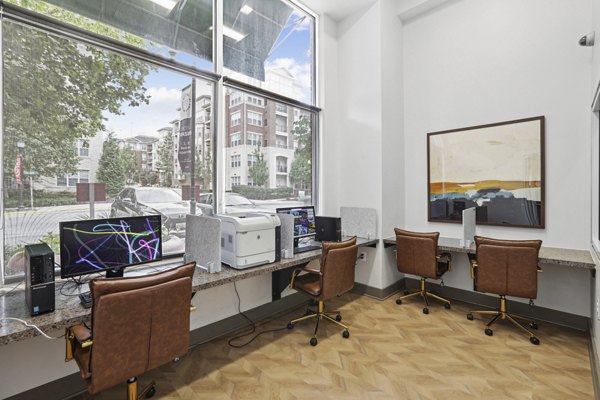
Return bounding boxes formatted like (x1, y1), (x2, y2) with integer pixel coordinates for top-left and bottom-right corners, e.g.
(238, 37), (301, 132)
(65, 324), (93, 362)
(289, 267), (322, 289)
(469, 259), (478, 280)
(437, 252), (452, 271)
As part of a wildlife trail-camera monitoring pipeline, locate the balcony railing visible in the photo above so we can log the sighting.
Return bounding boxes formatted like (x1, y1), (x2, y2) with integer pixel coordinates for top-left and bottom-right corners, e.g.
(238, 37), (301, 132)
(276, 166), (288, 173)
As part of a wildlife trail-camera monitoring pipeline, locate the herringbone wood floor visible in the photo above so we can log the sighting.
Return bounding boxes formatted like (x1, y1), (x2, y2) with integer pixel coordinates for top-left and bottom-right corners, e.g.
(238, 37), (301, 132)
(73, 293), (594, 399)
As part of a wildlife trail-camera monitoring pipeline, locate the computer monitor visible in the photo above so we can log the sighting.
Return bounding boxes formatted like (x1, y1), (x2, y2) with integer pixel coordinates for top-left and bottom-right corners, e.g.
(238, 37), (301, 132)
(276, 206), (316, 239)
(60, 215), (162, 279)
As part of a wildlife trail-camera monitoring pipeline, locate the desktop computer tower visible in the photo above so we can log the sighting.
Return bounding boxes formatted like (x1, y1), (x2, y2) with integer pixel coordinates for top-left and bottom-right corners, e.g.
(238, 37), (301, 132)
(24, 243), (55, 316)
(315, 216), (342, 242)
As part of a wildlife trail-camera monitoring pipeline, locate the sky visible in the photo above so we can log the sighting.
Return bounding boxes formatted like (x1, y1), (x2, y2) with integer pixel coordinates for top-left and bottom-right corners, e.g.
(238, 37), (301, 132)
(429, 120), (542, 183)
(105, 7), (312, 140)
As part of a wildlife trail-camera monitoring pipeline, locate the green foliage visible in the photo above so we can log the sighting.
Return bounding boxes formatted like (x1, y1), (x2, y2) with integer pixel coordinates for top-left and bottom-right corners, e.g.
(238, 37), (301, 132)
(231, 185), (293, 200)
(248, 147), (269, 187)
(290, 115), (313, 190)
(195, 150), (212, 190)
(120, 146), (138, 185)
(139, 170), (158, 186)
(96, 133), (125, 197)
(2, 2), (151, 182)
(4, 189), (76, 208)
(157, 130), (174, 186)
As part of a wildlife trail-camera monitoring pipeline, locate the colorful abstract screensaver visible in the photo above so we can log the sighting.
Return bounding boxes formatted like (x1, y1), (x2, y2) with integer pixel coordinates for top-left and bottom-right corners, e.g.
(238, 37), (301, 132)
(60, 215), (162, 277)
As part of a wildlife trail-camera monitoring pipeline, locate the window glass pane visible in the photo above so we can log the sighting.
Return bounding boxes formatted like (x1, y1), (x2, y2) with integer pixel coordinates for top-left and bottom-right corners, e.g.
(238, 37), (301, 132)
(223, 0), (314, 104)
(7, 0), (214, 71)
(2, 20), (213, 279)
(224, 88), (313, 213)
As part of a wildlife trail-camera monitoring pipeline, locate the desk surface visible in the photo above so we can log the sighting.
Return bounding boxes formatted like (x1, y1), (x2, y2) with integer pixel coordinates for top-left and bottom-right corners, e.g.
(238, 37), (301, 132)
(382, 236), (595, 270)
(0, 237), (378, 346)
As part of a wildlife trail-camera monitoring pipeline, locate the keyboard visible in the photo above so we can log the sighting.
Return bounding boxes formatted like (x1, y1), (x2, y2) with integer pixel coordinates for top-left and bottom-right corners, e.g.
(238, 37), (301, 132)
(79, 292), (92, 309)
(294, 245), (321, 254)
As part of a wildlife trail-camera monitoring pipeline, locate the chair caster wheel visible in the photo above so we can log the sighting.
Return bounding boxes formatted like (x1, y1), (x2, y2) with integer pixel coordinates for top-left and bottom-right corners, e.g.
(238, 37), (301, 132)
(529, 322), (538, 330)
(530, 336), (540, 345)
(404, 290), (410, 295)
(396, 299), (402, 305)
(467, 313), (473, 321)
(485, 328), (493, 336)
(423, 308), (429, 315)
(287, 323), (294, 330)
(336, 314), (342, 322)
(310, 337), (318, 346)
(444, 302), (451, 309)
(146, 386), (156, 398)
(343, 330), (350, 339)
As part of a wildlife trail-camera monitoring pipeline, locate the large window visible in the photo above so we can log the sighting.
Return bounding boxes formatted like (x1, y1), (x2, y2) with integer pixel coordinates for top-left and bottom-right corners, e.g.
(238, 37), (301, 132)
(2, 18), (213, 279)
(224, 88), (314, 213)
(223, 0), (315, 104)
(0, 0), (317, 282)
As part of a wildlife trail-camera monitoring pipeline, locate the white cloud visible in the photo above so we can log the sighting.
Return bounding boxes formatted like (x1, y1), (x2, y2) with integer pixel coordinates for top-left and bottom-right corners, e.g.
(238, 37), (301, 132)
(266, 58), (312, 102)
(105, 86), (183, 138)
(294, 16), (311, 32)
(145, 86), (181, 106)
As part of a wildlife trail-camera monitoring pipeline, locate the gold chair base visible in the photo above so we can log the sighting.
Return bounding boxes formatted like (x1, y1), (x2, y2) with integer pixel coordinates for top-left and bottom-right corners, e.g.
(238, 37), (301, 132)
(467, 296), (540, 345)
(127, 377), (156, 400)
(396, 278), (451, 313)
(288, 300), (349, 346)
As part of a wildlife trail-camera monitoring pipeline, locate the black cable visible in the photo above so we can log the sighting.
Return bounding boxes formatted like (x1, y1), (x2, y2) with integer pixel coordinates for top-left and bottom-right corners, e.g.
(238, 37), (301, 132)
(0, 280), (23, 298)
(227, 281), (289, 348)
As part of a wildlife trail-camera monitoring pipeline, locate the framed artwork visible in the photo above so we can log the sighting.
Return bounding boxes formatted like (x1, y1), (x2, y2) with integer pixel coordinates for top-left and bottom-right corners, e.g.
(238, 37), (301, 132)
(427, 116), (545, 228)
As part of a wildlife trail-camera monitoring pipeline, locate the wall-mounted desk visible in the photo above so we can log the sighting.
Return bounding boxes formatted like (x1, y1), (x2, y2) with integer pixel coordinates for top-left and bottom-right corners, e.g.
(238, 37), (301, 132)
(0, 237), (378, 346)
(382, 236), (595, 270)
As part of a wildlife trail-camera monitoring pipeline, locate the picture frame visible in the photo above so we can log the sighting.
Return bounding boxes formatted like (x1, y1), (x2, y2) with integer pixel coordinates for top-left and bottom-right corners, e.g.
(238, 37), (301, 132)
(427, 116), (545, 228)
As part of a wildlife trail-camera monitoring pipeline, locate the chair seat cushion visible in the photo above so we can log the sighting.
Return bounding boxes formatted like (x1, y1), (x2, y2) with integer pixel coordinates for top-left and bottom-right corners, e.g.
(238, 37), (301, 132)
(293, 273), (322, 297)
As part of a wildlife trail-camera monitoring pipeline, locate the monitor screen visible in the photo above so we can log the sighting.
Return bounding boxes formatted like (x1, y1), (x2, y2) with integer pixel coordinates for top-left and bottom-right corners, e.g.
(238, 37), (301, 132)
(276, 206), (316, 239)
(60, 215), (162, 278)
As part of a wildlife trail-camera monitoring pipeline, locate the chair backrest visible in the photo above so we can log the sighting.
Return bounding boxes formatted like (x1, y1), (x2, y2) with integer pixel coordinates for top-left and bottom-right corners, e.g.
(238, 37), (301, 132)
(475, 238), (541, 298)
(88, 262), (195, 394)
(394, 228), (439, 279)
(320, 237), (358, 300)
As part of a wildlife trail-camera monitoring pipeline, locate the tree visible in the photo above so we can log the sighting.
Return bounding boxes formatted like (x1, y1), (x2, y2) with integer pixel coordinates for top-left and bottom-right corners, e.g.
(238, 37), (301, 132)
(290, 115), (312, 190)
(96, 133), (125, 197)
(157, 130), (174, 187)
(248, 147), (269, 187)
(120, 146), (137, 184)
(195, 150), (212, 190)
(3, 1), (151, 184)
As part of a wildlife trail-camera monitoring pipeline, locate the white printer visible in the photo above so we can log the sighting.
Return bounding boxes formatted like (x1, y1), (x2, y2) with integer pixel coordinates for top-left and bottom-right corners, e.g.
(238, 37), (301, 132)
(216, 213), (281, 269)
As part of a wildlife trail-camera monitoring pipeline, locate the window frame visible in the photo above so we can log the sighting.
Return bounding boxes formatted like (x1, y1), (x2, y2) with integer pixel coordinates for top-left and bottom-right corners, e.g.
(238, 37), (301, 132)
(0, 0), (320, 284)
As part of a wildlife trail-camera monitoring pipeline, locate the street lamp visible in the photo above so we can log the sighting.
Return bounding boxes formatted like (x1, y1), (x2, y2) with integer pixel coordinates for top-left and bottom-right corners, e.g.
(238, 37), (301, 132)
(16, 139), (25, 210)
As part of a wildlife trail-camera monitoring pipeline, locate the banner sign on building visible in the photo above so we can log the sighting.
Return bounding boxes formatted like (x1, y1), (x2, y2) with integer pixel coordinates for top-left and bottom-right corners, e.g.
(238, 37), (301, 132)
(14, 154), (22, 185)
(178, 84), (193, 174)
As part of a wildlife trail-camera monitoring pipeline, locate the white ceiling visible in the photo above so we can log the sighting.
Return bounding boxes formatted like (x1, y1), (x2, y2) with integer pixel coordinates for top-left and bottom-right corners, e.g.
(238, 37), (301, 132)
(299, 0), (377, 21)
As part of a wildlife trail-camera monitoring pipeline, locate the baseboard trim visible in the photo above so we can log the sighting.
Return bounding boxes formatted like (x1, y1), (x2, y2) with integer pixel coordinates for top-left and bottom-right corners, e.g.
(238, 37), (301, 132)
(353, 280), (403, 300)
(588, 324), (600, 400)
(7, 293), (309, 400)
(403, 277), (589, 331)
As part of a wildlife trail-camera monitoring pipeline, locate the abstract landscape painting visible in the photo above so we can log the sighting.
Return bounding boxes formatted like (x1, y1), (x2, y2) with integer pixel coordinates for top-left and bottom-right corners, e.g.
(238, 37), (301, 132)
(427, 116), (544, 228)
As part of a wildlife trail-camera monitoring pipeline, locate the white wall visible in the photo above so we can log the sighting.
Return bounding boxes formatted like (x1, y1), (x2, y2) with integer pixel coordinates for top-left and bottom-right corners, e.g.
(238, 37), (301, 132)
(588, 0), (600, 372)
(324, 2), (386, 289)
(400, 0), (593, 315)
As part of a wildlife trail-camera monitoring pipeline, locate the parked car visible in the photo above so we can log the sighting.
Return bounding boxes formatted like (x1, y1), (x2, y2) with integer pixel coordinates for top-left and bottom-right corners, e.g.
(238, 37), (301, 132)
(197, 192), (268, 214)
(110, 187), (192, 237)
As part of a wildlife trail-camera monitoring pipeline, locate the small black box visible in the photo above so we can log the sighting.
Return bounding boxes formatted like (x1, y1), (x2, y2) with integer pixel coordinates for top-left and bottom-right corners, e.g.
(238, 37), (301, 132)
(25, 243), (55, 316)
(315, 216), (342, 242)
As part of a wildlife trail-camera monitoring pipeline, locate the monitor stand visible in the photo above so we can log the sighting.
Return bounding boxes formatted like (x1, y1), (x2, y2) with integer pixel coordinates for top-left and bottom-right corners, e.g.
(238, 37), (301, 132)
(106, 267), (124, 278)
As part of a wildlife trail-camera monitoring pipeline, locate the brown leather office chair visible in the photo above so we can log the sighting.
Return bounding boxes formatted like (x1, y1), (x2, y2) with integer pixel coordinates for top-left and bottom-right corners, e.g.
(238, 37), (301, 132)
(467, 236), (542, 345)
(394, 228), (452, 314)
(287, 237), (358, 346)
(65, 262), (196, 399)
